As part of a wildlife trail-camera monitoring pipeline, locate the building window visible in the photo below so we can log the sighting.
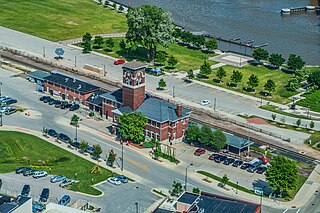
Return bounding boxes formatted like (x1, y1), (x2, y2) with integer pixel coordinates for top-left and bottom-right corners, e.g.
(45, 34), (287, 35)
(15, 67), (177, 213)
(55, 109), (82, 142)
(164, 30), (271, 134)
(156, 134), (160, 141)
(156, 122), (160, 128)
(182, 129), (185, 136)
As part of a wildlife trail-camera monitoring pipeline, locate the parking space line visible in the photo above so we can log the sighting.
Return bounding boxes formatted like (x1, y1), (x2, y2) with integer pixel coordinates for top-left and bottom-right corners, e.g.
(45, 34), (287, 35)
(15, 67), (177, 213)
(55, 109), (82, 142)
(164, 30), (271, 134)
(296, 209), (301, 213)
(90, 136), (123, 152)
(283, 209), (288, 213)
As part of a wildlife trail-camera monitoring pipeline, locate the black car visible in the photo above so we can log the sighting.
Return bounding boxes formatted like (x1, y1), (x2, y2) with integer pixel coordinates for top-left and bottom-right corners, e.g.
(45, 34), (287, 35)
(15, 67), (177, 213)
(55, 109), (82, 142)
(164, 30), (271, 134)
(208, 153), (220, 161)
(39, 96), (49, 101)
(2, 99), (17, 105)
(15, 167), (30, 174)
(23, 169), (36, 176)
(43, 97), (53, 103)
(39, 188), (50, 202)
(71, 141), (80, 149)
(48, 99), (57, 105)
(240, 163), (251, 170)
(60, 103), (72, 109)
(214, 155), (227, 163)
(21, 184), (30, 197)
(223, 158), (235, 165)
(48, 129), (57, 137)
(232, 160), (243, 167)
(256, 166), (267, 174)
(54, 101), (62, 108)
(58, 133), (71, 142)
(69, 104), (80, 111)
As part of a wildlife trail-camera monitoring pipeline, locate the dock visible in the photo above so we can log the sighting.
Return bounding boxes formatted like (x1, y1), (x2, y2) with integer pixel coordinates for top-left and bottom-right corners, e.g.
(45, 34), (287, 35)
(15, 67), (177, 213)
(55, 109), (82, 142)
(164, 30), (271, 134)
(281, 6), (320, 14)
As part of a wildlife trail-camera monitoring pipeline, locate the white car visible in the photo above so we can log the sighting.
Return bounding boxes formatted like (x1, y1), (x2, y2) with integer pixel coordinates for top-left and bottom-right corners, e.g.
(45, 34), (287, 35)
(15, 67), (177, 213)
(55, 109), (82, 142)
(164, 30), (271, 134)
(200, 100), (211, 106)
(59, 178), (75, 188)
(107, 177), (121, 185)
(33, 171), (48, 179)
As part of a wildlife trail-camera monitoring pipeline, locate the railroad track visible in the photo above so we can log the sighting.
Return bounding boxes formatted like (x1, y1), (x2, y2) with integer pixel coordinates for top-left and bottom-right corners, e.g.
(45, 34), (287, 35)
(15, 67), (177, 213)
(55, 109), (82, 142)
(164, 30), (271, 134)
(190, 116), (319, 163)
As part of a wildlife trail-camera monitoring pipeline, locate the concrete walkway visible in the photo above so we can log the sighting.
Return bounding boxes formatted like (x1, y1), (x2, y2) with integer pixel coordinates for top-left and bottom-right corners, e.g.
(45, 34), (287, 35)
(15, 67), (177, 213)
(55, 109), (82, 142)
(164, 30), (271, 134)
(59, 33), (126, 45)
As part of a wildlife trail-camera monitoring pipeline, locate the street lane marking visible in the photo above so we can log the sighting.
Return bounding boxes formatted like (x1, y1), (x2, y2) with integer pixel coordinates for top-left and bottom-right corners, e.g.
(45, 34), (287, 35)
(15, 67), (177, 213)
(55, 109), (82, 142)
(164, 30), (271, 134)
(283, 209), (288, 213)
(296, 209), (301, 213)
(126, 159), (149, 172)
(90, 136), (123, 152)
(96, 131), (116, 141)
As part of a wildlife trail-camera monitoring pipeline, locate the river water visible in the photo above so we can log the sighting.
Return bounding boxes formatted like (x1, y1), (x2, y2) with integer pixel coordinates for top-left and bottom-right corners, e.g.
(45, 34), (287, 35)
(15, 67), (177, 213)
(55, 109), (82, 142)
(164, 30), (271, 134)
(117, 0), (320, 65)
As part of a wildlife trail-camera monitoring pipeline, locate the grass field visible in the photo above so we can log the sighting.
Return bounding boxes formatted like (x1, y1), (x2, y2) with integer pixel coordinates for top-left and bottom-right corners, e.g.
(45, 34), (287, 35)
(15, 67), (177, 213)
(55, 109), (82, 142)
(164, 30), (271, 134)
(0, 0), (127, 41)
(298, 90), (320, 113)
(0, 131), (116, 195)
(77, 37), (217, 71)
(199, 65), (298, 103)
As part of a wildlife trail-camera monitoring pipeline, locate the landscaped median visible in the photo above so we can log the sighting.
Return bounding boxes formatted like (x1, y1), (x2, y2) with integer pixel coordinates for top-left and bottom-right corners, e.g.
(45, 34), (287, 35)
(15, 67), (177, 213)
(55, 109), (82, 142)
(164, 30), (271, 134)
(0, 131), (117, 196)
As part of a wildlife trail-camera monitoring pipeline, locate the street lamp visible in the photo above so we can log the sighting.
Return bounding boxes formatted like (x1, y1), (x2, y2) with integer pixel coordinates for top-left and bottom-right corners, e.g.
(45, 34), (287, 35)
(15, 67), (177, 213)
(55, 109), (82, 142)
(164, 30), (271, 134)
(236, 181), (238, 194)
(185, 163), (193, 191)
(0, 81), (2, 96)
(134, 202), (138, 213)
(120, 138), (124, 171)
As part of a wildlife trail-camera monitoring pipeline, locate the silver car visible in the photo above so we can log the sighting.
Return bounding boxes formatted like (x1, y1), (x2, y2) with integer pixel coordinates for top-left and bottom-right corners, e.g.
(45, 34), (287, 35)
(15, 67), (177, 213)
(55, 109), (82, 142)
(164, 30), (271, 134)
(50, 175), (66, 183)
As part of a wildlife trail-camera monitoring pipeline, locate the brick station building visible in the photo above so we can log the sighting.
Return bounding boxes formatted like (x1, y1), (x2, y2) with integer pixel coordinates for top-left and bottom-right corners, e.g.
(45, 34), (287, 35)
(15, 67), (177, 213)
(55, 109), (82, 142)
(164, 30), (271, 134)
(43, 71), (100, 105)
(94, 61), (191, 142)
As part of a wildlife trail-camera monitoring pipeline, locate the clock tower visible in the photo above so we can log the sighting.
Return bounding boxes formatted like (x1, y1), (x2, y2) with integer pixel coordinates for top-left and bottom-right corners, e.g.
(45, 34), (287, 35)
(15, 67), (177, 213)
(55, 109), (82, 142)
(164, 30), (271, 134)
(122, 61), (147, 110)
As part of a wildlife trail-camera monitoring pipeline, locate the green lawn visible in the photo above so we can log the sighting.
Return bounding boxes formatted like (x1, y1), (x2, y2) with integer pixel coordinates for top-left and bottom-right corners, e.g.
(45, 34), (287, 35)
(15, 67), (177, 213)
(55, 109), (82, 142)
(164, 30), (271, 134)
(297, 90), (320, 113)
(0, 0), (127, 41)
(77, 37), (217, 71)
(199, 65), (297, 103)
(0, 131), (117, 195)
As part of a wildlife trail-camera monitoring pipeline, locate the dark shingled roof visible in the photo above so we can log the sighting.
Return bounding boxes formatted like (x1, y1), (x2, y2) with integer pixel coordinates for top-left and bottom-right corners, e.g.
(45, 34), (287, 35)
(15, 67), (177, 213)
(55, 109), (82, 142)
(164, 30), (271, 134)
(136, 97), (190, 122)
(123, 61), (147, 70)
(118, 106), (133, 114)
(86, 89), (108, 107)
(27, 70), (51, 80)
(44, 71), (100, 94)
(100, 89), (123, 103)
(177, 192), (200, 205)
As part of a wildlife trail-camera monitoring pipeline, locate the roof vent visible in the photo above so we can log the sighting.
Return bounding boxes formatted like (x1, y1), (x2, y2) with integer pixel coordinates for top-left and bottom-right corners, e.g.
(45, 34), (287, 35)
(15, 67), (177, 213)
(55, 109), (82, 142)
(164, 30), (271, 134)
(77, 84), (82, 90)
(65, 78), (68, 83)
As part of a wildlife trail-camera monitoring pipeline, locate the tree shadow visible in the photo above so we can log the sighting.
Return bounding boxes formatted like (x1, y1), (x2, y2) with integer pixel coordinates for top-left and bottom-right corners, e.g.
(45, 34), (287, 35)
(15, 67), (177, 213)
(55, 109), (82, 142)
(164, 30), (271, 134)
(115, 46), (149, 62)
(259, 91), (270, 96)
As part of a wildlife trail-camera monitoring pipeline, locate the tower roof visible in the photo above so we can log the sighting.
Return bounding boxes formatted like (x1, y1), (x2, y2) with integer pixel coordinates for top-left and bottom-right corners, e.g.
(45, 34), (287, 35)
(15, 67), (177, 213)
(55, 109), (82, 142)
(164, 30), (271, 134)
(122, 61), (147, 70)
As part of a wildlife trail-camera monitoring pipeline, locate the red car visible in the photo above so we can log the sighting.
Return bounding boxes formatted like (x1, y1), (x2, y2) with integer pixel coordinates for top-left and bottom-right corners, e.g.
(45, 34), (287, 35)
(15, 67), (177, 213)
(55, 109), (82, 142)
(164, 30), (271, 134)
(208, 153), (220, 160)
(114, 59), (126, 65)
(194, 148), (206, 156)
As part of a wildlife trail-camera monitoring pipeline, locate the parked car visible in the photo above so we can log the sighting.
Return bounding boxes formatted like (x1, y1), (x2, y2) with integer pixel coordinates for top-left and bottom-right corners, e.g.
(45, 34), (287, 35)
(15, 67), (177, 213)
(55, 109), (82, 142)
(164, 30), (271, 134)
(58, 133), (71, 143)
(54, 101), (62, 108)
(0, 96), (10, 101)
(194, 148), (206, 156)
(39, 96), (49, 101)
(33, 171), (48, 179)
(58, 195), (70, 206)
(232, 160), (243, 167)
(39, 188), (50, 202)
(114, 59), (126, 65)
(21, 184), (30, 197)
(23, 169), (36, 176)
(85, 146), (94, 154)
(116, 175), (128, 183)
(208, 153), (220, 161)
(16, 167), (30, 174)
(5, 107), (17, 115)
(2, 98), (17, 105)
(43, 97), (53, 103)
(247, 160), (262, 173)
(200, 100), (210, 106)
(48, 99), (56, 105)
(256, 166), (267, 174)
(214, 155), (227, 163)
(223, 158), (235, 165)
(60, 102), (72, 109)
(48, 129), (57, 137)
(69, 104), (80, 111)
(145, 67), (162, 76)
(107, 177), (121, 185)
(50, 175), (66, 183)
(59, 178), (75, 188)
(0, 106), (8, 114)
(71, 141), (80, 149)
(240, 163), (251, 170)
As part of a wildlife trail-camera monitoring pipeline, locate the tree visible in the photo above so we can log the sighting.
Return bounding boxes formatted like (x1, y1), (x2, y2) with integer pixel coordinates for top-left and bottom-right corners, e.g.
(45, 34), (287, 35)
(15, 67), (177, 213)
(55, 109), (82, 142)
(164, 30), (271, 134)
(198, 125), (214, 146)
(222, 174), (229, 187)
(98, 0), (102, 4)
(82, 32), (92, 43)
(192, 187), (200, 194)
(230, 70), (243, 86)
(213, 129), (226, 150)
(93, 36), (104, 48)
(185, 124), (200, 142)
(307, 85), (318, 93)
(80, 140), (89, 152)
(173, 28), (183, 38)
(119, 112), (148, 144)
(247, 74), (259, 91)
(187, 69), (195, 81)
(199, 60), (212, 78)
(105, 38), (115, 51)
(271, 114), (276, 121)
(269, 53), (285, 68)
(205, 38), (218, 51)
(171, 181), (183, 196)
(119, 39), (126, 50)
(265, 155), (298, 196)
(82, 41), (92, 53)
(112, 2), (117, 9)
(280, 116), (286, 124)
(264, 79), (276, 95)
(92, 144), (102, 157)
(310, 121), (315, 130)
(70, 114), (80, 141)
(296, 118), (301, 128)
(107, 149), (117, 166)
(252, 48), (269, 62)
(118, 5), (124, 12)
(193, 35), (205, 47)
(307, 71), (320, 87)
(287, 77), (300, 91)
(167, 55), (178, 68)
(104, 0), (110, 7)
(155, 51), (168, 65)
(126, 5), (174, 63)
(287, 54), (305, 71)
(216, 67), (226, 83)
(158, 78), (167, 89)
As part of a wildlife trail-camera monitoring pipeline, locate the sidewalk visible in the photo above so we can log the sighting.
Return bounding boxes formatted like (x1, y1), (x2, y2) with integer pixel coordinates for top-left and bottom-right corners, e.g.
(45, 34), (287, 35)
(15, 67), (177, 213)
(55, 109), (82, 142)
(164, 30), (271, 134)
(59, 33), (126, 45)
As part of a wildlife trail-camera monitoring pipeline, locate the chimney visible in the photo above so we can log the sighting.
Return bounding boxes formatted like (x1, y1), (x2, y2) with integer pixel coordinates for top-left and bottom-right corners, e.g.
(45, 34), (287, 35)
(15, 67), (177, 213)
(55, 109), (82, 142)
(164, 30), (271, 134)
(176, 104), (182, 117)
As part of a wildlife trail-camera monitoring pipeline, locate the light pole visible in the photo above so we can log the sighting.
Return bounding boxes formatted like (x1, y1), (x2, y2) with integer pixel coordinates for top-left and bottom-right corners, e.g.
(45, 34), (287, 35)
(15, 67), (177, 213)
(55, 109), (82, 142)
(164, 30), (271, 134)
(43, 46), (46, 57)
(0, 81), (2, 96)
(236, 181), (238, 194)
(173, 86), (175, 98)
(135, 202), (138, 213)
(0, 112), (3, 127)
(120, 138), (124, 171)
(75, 56), (77, 67)
(214, 98), (216, 111)
(185, 163), (193, 191)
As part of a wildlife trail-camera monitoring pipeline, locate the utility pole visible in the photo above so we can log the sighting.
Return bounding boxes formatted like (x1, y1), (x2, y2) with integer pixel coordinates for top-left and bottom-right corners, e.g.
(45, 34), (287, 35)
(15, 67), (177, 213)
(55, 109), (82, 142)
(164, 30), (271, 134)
(185, 163), (193, 191)
(0, 112), (2, 126)
(120, 138), (124, 171)
(135, 202), (138, 213)
(0, 82), (2, 97)
(43, 46), (46, 57)
(173, 86), (175, 98)
(214, 98), (216, 111)
(103, 64), (106, 76)
(74, 56), (77, 67)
